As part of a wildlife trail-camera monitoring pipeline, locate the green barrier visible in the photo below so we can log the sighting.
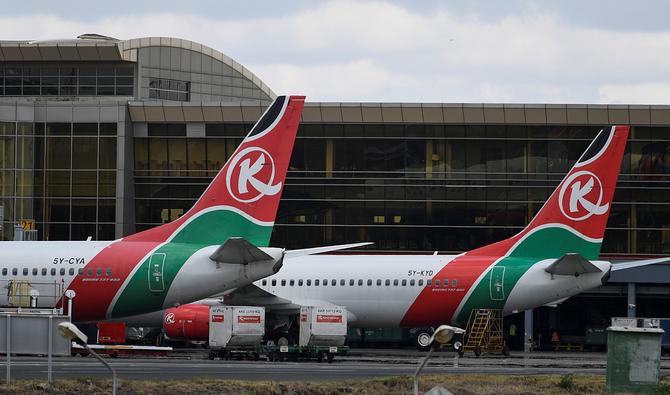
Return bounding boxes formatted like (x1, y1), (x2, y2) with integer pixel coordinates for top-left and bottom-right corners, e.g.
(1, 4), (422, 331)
(606, 326), (664, 393)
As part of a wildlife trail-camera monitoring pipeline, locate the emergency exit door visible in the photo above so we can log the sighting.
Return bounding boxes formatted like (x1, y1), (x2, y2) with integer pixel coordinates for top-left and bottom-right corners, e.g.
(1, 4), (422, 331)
(489, 266), (505, 301)
(148, 253), (166, 292)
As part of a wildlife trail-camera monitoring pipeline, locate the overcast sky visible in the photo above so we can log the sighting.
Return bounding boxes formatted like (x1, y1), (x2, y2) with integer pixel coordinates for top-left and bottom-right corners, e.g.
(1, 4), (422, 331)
(2, 0), (669, 104)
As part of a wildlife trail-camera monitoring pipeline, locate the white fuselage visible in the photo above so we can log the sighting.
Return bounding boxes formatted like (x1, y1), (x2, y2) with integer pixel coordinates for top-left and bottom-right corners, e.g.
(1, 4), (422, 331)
(0, 241), (112, 308)
(253, 254), (610, 327)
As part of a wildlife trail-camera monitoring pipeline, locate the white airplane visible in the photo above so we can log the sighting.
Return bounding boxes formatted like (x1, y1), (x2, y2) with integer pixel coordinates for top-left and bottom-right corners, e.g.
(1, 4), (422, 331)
(164, 125), (666, 343)
(0, 95), (365, 323)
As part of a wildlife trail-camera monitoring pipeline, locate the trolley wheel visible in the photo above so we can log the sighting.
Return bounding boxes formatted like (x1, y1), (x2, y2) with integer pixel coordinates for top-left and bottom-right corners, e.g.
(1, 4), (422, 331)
(416, 331), (433, 351)
(317, 353), (324, 363)
(327, 353), (334, 363)
(474, 346), (482, 357)
(502, 344), (510, 356)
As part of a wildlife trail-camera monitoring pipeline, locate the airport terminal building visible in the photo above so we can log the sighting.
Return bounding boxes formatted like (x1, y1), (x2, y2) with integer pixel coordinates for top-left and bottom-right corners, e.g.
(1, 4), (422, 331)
(1, 35), (669, 342)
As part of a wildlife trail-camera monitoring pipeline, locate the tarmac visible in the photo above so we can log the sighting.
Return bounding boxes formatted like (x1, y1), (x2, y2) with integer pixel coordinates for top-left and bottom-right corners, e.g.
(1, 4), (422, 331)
(1, 350), (668, 381)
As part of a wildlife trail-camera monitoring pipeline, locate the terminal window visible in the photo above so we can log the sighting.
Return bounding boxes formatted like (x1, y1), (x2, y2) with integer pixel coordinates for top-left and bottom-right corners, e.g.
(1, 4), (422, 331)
(148, 78), (190, 101)
(0, 65), (133, 96)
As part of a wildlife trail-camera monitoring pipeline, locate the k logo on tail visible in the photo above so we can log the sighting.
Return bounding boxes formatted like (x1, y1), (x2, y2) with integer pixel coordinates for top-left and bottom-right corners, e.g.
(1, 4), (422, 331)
(226, 147), (282, 203)
(559, 171), (609, 221)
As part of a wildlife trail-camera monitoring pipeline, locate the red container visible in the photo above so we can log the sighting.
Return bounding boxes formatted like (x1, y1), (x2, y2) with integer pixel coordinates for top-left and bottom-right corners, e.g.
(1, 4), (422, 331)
(97, 322), (126, 344)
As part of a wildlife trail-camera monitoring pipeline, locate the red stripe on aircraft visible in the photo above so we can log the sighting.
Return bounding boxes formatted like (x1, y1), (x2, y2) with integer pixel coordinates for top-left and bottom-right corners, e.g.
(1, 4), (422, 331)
(58, 241), (160, 322)
(399, 241), (511, 327)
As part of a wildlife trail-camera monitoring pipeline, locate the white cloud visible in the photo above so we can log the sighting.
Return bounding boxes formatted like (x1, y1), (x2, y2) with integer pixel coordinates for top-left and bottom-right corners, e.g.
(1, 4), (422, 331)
(0, 1), (669, 103)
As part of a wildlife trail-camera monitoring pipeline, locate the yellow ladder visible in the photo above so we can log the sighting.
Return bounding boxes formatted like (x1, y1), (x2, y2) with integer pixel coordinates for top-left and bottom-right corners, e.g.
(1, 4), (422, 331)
(461, 309), (507, 356)
(9, 281), (31, 307)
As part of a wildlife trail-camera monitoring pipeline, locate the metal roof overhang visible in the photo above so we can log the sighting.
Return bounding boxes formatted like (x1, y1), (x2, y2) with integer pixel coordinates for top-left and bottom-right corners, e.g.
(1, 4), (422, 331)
(0, 42), (125, 62)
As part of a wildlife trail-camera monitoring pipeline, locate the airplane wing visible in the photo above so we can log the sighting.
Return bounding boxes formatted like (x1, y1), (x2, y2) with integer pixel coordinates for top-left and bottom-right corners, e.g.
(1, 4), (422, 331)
(611, 257), (670, 271)
(224, 284), (299, 311)
(209, 237), (275, 264)
(285, 242), (372, 259)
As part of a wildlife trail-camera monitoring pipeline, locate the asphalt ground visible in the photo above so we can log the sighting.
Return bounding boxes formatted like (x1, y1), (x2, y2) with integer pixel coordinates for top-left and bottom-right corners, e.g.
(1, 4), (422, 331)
(1, 349), (668, 381)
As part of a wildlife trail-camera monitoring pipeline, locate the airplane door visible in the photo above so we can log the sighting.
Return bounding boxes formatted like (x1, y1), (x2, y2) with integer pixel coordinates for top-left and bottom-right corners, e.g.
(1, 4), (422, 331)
(489, 267), (505, 301)
(148, 253), (166, 292)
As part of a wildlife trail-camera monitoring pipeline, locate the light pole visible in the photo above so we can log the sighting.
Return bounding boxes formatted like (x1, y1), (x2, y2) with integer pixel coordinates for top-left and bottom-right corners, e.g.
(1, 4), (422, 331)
(57, 322), (117, 395)
(413, 324), (465, 395)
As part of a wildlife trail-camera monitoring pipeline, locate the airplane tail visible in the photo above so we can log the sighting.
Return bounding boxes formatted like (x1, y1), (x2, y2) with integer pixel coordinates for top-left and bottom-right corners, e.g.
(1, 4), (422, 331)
(126, 95), (305, 246)
(471, 125), (629, 260)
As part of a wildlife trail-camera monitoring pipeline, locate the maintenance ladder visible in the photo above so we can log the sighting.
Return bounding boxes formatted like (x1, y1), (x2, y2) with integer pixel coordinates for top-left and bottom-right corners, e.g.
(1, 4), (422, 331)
(461, 308), (507, 356)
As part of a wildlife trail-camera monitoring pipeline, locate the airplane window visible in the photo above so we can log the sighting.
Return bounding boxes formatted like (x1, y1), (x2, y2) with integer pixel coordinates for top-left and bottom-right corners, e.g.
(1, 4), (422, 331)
(314, 279), (320, 286)
(393, 279), (399, 286)
(1, 268), (6, 276)
(332, 279), (337, 286)
(306, 279), (311, 286)
(271, 279), (277, 286)
(376, 279), (381, 286)
(435, 279), (440, 286)
(452, 279), (458, 287)
(358, 279), (363, 286)
(349, 279), (354, 286)
(385, 279), (390, 286)
(60, 268), (66, 276)
(32, 268), (38, 276)
(410, 279), (415, 286)
(298, 279), (303, 286)
(402, 279), (407, 286)
(87, 268), (93, 276)
(281, 279), (286, 286)
(323, 279), (328, 286)
(261, 279), (267, 286)
(444, 279), (449, 287)
(12, 268), (17, 276)
(289, 280), (295, 286)
(427, 279), (432, 286)
(367, 279), (372, 286)
(106, 268), (112, 276)
(42, 268), (48, 276)
(78, 268), (84, 275)
(418, 279), (424, 286)
(50, 268), (56, 276)
(23, 268), (29, 275)
(69, 268), (75, 275)
(339, 279), (345, 286)
(96, 268), (102, 276)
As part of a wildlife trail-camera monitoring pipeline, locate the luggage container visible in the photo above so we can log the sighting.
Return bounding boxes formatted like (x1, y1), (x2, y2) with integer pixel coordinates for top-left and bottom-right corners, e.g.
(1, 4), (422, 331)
(299, 306), (347, 347)
(209, 306), (265, 348)
(97, 322), (126, 345)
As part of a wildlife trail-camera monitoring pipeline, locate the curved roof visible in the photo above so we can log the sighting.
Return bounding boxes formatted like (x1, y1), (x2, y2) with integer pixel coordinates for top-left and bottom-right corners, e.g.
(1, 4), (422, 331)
(0, 35), (275, 100)
(119, 37), (275, 100)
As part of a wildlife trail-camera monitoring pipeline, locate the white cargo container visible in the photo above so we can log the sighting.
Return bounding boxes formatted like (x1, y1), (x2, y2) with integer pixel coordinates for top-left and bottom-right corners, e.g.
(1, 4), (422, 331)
(299, 306), (347, 347)
(208, 306), (265, 348)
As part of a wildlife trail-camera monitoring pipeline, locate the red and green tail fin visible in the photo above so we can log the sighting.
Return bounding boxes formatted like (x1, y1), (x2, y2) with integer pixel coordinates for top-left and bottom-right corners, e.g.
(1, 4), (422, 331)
(471, 125), (630, 260)
(126, 95), (306, 246)
(400, 126), (630, 326)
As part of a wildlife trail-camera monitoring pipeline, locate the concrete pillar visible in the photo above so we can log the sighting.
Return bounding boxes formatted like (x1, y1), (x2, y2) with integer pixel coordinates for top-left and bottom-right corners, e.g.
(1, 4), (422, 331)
(627, 283), (636, 318)
(524, 309), (533, 352)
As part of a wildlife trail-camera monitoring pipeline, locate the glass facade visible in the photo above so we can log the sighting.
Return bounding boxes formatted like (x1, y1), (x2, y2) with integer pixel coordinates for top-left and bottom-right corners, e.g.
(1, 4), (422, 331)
(132, 123), (670, 256)
(0, 63), (134, 97)
(0, 122), (116, 241)
(148, 78), (190, 101)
